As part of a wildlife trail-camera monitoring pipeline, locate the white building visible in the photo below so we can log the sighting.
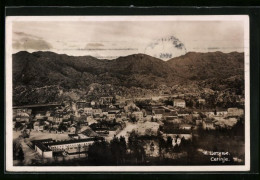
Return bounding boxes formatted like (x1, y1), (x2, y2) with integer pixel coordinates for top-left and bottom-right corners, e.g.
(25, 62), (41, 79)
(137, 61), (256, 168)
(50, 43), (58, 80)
(227, 108), (244, 117)
(173, 99), (186, 108)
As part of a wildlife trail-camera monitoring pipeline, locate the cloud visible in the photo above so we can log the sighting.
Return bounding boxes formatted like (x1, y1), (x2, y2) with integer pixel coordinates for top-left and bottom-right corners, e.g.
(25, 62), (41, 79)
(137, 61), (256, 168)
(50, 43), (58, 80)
(85, 43), (104, 48)
(13, 37), (52, 50)
(13, 31), (52, 50)
(14, 31), (41, 39)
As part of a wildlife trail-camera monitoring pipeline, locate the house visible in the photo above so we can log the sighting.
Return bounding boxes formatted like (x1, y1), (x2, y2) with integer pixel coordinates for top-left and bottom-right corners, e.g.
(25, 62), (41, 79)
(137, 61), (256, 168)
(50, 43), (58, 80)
(227, 108), (244, 117)
(143, 140), (159, 157)
(205, 111), (215, 117)
(166, 117), (182, 124)
(92, 109), (102, 116)
(162, 130), (192, 141)
(86, 116), (97, 125)
(102, 111), (109, 117)
(177, 110), (190, 117)
(90, 101), (96, 107)
(132, 111), (144, 121)
(68, 126), (76, 133)
(35, 113), (45, 120)
(63, 114), (71, 120)
(196, 119), (203, 126)
(100, 96), (114, 105)
(216, 110), (228, 116)
(179, 124), (192, 130)
(53, 114), (63, 123)
(192, 112), (200, 118)
(198, 98), (206, 104)
(13, 108), (32, 116)
(76, 101), (87, 109)
(107, 112), (116, 120)
(215, 108), (227, 116)
(173, 99), (186, 108)
(46, 111), (51, 117)
(47, 116), (54, 121)
(108, 108), (120, 114)
(202, 119), (215, 130)
(84, 108), (93, 116)
(152, 109), (164, 120)
(33, 122), (44, 131)
(163, 111), (178, 119)
(15, 112), (30, 122)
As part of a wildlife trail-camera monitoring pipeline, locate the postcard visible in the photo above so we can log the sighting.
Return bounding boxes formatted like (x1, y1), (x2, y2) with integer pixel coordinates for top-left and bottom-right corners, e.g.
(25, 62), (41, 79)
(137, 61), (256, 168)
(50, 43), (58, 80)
(5, 15), (250, 172)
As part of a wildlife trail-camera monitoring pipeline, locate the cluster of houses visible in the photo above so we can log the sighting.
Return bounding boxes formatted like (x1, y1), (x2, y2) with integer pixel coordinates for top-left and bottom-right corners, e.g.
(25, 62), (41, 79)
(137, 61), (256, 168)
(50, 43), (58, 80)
(13, 96), (244, 159)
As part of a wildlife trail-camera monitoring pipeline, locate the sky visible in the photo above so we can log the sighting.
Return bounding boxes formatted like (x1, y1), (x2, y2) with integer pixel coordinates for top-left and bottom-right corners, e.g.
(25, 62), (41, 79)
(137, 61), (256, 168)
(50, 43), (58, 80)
(12, 20), (245, 60)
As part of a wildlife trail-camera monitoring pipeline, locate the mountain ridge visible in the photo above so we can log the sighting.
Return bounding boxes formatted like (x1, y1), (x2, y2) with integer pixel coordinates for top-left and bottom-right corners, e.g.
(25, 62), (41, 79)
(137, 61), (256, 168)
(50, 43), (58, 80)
(12, 51), (244, 105)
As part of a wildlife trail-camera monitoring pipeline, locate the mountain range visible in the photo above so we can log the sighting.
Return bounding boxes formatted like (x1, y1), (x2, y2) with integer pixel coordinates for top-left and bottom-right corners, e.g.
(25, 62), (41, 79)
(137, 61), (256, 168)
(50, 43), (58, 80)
(12, 51), (244, 105)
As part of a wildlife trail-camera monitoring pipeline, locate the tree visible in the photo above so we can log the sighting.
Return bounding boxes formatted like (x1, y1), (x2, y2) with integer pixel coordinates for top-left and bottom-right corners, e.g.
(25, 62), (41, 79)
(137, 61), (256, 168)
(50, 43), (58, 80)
(166, 136), (173, 148)
(87, 139), (112, 164)
(17, 147), (24, 162)
(128, 131), (146, 164)
(58, 123), (68, 132)
(119, 136), (127, 163)
(110, 136), (121, 164)
(15, 122), (23, 131)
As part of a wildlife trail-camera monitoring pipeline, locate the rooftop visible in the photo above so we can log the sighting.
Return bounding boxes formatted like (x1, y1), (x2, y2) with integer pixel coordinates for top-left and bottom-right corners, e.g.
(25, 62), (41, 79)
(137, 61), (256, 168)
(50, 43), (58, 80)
(46, 137), (103, 146)
(153, 109), (165, 114)
(35, 142), (51, 152)
(174, 99), (185, 103)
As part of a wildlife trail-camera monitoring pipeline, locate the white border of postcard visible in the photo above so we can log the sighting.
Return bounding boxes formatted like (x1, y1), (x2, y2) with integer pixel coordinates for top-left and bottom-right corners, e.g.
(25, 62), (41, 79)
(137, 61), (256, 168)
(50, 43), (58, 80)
(5, 15), (250, 172)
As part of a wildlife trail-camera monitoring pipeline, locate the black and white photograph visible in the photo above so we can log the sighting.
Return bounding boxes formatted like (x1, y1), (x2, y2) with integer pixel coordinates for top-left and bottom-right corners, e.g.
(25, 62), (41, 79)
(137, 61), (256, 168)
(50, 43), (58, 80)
(5, 15), (250, 172)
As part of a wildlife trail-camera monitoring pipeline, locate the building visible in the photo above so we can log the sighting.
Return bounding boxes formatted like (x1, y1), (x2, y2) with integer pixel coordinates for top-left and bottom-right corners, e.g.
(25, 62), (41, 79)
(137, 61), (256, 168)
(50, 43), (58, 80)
(33, 122), (44, 131)
(177, 110), (190, 117)
(53, 114), (63, 123)
(84, 108), (93, 116)
(227, 108), (244, 117)
(196, 119), (203, 126)
(179, 124), (192, 130)
(107, 112), (116, 120)
(76, 101), (87, 109)
(32, 139), (54, 158)
(198, 98), (206, 104)
(163, 111), (178, 120)
(47, 138), (101, 153)
(132, 111), (144, 121)
(68, 126), (76, 133)
(13, 108), (32, 117)
(35, 113), (45, 120)
(202, 119), (215, 130)
(216, 109), (228, 116)
(32, 138), (103, 158)
(92, 109), (102, 116)
(152, 109), (165, 120)
(100, 96), (114, 105)
(173, 99), (186, 108)
(15, 112), (30, 122)
(163, 130), (192, 141)
(90, 101), (96, 107)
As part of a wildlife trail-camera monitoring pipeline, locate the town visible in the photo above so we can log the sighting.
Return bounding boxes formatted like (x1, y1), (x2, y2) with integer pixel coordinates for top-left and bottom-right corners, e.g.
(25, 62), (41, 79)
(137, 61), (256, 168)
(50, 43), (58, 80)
(13, 92), (245, 166)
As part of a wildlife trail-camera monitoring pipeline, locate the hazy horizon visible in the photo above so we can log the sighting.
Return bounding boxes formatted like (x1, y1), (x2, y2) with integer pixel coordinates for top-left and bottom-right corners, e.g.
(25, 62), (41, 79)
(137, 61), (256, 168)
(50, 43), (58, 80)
(12, 20), (245, 60)
(12, 50), (244, 61)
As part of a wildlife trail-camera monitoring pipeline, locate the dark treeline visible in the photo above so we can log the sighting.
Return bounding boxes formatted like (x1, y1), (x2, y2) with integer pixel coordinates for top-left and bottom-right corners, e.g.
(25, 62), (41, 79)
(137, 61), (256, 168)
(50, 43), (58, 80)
(85, 130), (194, 165)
